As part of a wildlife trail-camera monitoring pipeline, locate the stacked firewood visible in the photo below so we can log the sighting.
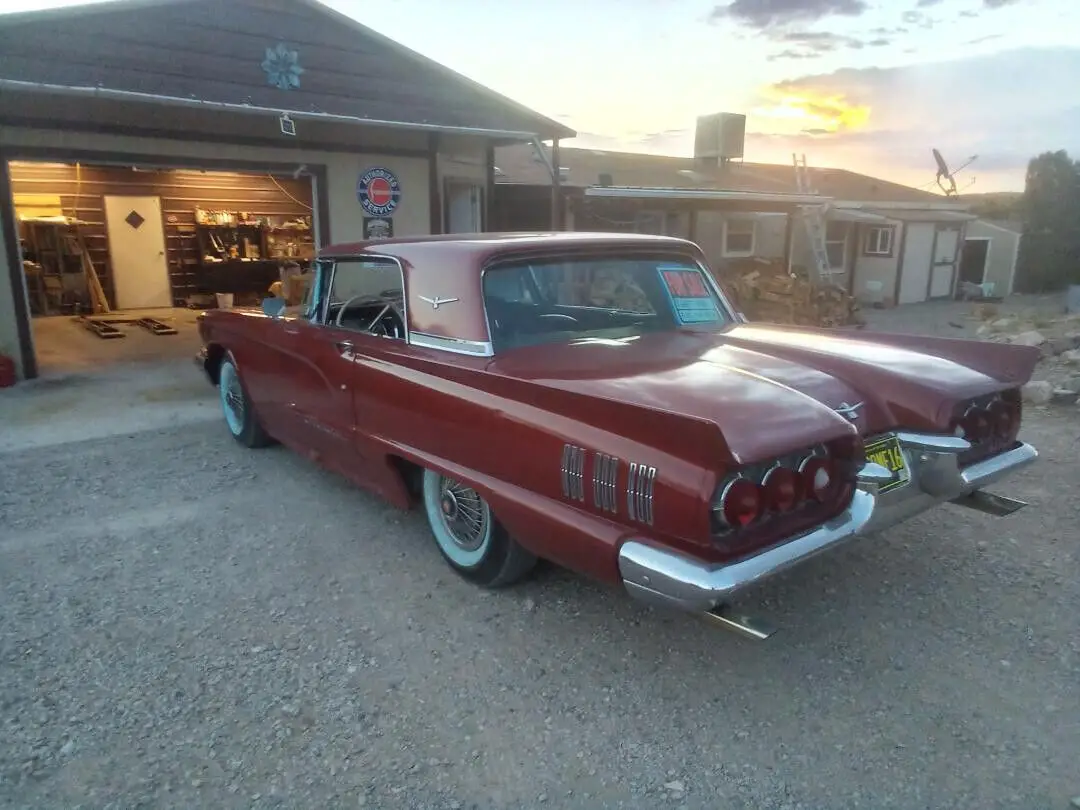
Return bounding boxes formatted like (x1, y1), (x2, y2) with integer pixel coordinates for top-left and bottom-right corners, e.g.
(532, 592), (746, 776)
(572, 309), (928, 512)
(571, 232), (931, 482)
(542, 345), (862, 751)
(717, 257), (864, 328)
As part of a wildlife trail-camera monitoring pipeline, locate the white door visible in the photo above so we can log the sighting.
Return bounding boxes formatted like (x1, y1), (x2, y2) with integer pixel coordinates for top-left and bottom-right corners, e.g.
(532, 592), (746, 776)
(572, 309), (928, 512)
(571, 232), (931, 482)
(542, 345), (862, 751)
(104, 195), (172, 309)
(929, 227), (960, 298)
(897, 222), (934, 305)
(446, 182), (482, 233)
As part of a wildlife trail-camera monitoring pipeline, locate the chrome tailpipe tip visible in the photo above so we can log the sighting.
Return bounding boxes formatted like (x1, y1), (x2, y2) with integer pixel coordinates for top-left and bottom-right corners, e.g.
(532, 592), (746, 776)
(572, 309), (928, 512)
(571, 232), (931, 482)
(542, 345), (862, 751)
(950, 490), (1028, 517)
(702, 605), (777, 641)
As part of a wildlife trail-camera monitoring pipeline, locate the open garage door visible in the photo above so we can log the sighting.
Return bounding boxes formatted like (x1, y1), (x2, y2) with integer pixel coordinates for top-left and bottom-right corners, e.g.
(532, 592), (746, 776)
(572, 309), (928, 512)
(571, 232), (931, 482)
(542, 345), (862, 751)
(7, 159), (316, 377)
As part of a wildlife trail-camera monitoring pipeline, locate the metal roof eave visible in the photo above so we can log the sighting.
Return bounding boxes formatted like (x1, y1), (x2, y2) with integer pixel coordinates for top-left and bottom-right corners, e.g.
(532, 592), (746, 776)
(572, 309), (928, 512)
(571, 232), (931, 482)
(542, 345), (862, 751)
(0, 78), (552, 141)
(583, 186), (830, 205)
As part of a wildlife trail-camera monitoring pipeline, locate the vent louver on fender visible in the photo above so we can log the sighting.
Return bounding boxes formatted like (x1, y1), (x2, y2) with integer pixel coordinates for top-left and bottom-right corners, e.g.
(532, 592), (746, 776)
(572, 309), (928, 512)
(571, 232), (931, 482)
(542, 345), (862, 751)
(627, 462), (657, 525)
(560, 444), (586, 502)
(592, 452), (620, 514)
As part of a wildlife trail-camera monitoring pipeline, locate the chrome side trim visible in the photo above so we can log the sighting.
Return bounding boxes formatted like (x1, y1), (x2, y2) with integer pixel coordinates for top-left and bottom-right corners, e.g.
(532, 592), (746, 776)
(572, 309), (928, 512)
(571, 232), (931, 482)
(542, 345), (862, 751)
(409, 332), (494, 357)
(627, 462), (657, 525)
(618, 435), (1038, 615)
(561, 444), (586, 502)
(592, 452), (620, 514)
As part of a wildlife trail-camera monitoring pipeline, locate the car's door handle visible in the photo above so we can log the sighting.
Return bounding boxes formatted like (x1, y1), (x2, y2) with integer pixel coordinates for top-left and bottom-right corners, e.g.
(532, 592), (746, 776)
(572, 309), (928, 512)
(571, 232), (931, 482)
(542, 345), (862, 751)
(336, 340), (354, 355)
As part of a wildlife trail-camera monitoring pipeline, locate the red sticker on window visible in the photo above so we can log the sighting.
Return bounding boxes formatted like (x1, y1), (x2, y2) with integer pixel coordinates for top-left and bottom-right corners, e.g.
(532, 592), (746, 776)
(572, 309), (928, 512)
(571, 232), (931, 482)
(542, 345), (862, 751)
(661, 269), (709, 298)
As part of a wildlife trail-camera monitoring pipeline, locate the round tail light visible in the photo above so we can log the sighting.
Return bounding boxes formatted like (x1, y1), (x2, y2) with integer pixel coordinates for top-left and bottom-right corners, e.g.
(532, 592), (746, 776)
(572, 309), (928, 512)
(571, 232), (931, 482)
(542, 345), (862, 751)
(961, 405), (991, 442)
(762, 466), (803, 512)
(719, 478), (762, 528)
(800, 456), (838, 502)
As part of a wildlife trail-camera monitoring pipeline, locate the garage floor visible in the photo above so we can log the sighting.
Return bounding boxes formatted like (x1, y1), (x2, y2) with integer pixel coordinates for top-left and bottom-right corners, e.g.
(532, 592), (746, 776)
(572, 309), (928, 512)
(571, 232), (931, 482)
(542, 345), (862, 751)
(30, 307), (204, 377)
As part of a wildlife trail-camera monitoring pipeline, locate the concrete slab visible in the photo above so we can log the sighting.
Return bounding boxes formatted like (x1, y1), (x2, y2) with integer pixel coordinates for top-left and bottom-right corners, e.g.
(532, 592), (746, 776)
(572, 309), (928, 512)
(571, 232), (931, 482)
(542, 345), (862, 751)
(0, 357), (220, 452)
(30, 307), (203, 376)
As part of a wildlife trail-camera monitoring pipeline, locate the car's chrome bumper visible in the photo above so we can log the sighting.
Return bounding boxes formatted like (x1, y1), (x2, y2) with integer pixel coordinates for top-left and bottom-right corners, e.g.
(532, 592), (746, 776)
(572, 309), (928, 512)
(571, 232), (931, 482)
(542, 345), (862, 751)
(618, 433), (1038, 614)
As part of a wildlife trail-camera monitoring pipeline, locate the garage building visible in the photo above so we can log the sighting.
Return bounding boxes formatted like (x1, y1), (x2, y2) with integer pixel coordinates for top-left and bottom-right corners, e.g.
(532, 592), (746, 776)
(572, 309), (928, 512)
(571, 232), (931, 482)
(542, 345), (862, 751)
(0, 0), (571, 381)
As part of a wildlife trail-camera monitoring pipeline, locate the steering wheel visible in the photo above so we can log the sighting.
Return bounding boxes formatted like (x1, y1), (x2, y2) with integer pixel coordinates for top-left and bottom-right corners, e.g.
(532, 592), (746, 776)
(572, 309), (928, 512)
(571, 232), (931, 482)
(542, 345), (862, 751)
(367, 302), (405, 339)
(334, 294), (374, 328)
(334, 294), (405, 338)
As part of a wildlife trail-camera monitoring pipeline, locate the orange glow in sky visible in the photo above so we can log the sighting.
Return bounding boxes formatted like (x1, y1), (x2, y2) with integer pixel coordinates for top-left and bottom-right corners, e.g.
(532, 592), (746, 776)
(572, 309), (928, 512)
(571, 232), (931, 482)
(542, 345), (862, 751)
(751, 92), (871, 135)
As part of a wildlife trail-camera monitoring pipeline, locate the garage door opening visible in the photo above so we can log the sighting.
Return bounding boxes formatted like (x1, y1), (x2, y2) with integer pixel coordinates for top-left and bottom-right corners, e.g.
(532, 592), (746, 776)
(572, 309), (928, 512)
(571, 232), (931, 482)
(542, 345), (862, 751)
(9, 160), (315, 376)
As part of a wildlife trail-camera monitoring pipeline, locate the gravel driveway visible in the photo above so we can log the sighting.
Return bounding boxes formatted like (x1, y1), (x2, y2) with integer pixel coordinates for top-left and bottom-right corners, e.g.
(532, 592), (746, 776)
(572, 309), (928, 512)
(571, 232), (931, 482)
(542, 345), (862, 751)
(2, 377), (1078, 809)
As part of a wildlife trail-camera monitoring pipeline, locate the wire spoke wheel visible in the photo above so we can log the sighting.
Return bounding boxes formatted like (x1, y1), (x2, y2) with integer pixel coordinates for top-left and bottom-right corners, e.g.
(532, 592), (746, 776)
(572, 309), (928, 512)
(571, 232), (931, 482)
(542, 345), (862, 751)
(436, 476), (490, 552)
(421, 467), (537, 587)
(219, 360), (247, 436)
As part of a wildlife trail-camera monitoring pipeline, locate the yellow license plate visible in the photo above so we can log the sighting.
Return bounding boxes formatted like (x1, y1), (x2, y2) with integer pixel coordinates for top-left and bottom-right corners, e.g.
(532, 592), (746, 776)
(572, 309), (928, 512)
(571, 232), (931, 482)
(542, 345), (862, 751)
(864, 434), (910, 493)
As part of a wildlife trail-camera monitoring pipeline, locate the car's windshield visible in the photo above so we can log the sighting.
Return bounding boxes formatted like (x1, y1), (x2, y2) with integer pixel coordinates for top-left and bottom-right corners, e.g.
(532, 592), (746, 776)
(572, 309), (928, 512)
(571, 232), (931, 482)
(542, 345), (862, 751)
(482, 253), (731, 351)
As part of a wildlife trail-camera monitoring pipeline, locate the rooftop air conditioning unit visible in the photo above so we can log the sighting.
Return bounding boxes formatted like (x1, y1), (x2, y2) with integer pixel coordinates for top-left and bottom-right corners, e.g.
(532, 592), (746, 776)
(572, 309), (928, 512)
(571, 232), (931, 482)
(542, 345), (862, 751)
(694, 112), (746, 162)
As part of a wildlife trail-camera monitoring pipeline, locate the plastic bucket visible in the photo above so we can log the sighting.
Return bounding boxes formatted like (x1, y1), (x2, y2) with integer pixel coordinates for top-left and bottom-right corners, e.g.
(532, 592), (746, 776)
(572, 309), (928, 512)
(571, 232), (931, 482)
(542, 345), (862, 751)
(215, 293), (234, 309)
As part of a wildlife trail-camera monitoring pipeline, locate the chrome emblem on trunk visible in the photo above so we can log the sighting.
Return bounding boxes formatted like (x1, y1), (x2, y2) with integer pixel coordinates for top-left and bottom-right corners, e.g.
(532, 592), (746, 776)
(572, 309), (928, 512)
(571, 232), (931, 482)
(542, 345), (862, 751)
(835, 401), (864, 422)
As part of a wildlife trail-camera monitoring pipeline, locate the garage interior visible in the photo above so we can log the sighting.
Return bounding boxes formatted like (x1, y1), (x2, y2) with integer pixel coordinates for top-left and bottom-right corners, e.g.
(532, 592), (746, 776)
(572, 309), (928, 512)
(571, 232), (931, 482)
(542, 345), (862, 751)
(10, 159), (315, 375)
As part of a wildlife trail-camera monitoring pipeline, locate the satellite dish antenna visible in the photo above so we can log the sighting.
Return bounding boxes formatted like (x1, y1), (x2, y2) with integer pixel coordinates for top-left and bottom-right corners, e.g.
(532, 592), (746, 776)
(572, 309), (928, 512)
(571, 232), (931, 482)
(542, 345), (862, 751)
(932, 148), (958, 196)
(931, 149), (978, 197)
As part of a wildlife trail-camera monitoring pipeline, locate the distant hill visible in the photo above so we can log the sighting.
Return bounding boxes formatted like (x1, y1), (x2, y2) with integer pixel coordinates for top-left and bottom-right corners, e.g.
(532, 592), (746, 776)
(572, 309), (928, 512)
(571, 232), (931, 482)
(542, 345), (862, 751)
(962, 191), (1024, 221)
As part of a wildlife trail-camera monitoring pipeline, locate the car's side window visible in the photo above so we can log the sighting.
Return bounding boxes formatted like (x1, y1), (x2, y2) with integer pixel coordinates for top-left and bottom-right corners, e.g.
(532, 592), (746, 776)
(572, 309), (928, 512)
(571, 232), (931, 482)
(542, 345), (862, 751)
(323, 257), (407, 340)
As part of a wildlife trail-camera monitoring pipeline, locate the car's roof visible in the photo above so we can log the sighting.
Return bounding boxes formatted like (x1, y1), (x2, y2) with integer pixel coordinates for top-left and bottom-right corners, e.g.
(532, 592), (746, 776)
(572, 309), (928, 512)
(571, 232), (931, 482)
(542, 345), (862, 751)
(319, 231), (698, 262)
(317, 231), (708, 348)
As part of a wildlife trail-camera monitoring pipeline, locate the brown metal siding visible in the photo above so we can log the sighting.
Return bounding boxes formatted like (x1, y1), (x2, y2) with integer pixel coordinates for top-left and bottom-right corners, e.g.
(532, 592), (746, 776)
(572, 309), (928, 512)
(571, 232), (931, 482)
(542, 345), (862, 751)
(0, 0), (569, 137)
(9, 162), (312, 306)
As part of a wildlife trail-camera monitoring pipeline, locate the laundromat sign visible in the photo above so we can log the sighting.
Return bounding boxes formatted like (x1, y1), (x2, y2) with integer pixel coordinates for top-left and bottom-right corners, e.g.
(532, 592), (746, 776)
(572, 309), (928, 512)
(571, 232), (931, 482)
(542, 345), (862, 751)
(356, 167), (401, 217)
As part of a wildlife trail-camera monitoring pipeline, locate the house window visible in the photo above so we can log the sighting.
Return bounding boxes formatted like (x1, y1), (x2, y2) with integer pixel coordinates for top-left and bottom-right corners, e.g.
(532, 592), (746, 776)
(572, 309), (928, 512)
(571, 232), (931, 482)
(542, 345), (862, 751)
(863, 225), (895, 257)
(825, 221), (848, 269)
(723, 218), (756, 257)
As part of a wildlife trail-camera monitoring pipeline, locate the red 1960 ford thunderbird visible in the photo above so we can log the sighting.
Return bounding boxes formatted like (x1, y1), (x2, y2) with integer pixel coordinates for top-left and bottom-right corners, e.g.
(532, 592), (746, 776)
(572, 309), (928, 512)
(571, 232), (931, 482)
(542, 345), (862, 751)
(195, 232), (1039, 639)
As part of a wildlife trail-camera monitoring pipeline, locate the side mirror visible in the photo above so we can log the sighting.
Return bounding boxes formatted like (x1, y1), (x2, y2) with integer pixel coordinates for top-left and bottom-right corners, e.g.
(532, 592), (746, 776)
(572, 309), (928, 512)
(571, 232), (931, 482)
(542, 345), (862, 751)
(261, 296), (286, 318)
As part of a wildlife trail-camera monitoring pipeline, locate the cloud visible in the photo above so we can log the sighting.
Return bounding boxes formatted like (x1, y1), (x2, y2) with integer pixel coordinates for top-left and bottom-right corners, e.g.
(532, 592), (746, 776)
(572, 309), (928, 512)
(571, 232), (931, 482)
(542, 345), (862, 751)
(766, 29), (892, 59)
(959, 9), (979, 16)
(746, 48), (1080, 190)
(916, 0), (943, 5)
(901, 10), (936, 27)
(768, 48), (822, 60)
(983, 0), (1019, 7)
(967, 33), (1003, 44)
(709, 0), (868, 30)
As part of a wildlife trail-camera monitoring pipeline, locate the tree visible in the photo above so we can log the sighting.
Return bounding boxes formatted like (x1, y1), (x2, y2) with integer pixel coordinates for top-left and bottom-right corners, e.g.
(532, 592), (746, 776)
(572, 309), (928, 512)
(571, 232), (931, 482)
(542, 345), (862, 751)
(1014, 150), (1080, 293)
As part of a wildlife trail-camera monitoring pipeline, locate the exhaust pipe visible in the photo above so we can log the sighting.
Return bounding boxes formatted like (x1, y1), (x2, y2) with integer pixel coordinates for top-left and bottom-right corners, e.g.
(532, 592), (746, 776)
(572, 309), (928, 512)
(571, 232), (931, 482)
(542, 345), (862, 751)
(702, 605), (777, 641)
(951, 490), (1028, 517)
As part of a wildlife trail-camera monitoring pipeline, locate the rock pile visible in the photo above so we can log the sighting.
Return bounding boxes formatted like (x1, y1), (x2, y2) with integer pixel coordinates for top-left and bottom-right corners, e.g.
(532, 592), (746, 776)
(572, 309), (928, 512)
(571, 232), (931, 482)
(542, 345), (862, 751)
(973, 309), (1080, 406)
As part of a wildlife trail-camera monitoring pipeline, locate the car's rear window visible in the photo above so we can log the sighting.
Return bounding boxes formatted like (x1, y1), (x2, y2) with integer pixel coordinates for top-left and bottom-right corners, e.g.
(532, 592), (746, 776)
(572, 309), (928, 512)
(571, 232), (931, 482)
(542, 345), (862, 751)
(482, 253), (731, 351)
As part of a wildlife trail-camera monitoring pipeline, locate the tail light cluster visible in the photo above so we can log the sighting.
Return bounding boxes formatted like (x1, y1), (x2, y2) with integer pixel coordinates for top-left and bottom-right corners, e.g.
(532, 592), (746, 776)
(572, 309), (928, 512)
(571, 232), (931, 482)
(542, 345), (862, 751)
(951, 389), (1022, 465)
(711, 439), (861, 547)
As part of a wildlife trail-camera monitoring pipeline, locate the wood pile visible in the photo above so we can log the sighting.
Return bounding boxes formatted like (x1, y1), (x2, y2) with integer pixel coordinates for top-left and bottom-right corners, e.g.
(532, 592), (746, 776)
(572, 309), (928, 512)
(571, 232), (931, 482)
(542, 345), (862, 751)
(717, 257), (864, 329)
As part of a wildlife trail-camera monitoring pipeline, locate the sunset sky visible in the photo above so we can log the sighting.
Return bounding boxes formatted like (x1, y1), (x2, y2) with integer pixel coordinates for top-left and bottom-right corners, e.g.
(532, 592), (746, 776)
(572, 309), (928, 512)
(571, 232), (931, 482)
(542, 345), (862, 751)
(5, 0), (1079, 192)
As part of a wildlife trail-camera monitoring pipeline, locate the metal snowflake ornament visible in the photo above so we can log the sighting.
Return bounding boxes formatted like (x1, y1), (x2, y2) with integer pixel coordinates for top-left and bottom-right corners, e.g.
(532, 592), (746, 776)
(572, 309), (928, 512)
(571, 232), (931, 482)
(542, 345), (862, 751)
(262, 42), (304, 91)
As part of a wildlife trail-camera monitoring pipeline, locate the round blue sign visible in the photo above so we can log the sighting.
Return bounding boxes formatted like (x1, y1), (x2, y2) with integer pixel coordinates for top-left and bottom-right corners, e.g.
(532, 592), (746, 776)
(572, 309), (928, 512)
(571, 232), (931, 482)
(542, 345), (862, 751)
(357, 167), (401, 217)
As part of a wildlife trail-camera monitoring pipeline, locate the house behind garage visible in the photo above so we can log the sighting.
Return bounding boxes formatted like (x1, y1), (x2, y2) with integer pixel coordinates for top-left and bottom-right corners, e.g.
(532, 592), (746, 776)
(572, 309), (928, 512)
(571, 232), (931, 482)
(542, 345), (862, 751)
(0, 0), (573, 381)
(493, 117), (1019, 308)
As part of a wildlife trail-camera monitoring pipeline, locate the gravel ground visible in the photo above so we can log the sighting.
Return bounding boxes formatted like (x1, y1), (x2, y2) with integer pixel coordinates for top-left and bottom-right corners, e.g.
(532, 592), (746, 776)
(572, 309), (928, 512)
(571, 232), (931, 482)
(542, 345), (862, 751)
(2, 368), (1079, 809)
